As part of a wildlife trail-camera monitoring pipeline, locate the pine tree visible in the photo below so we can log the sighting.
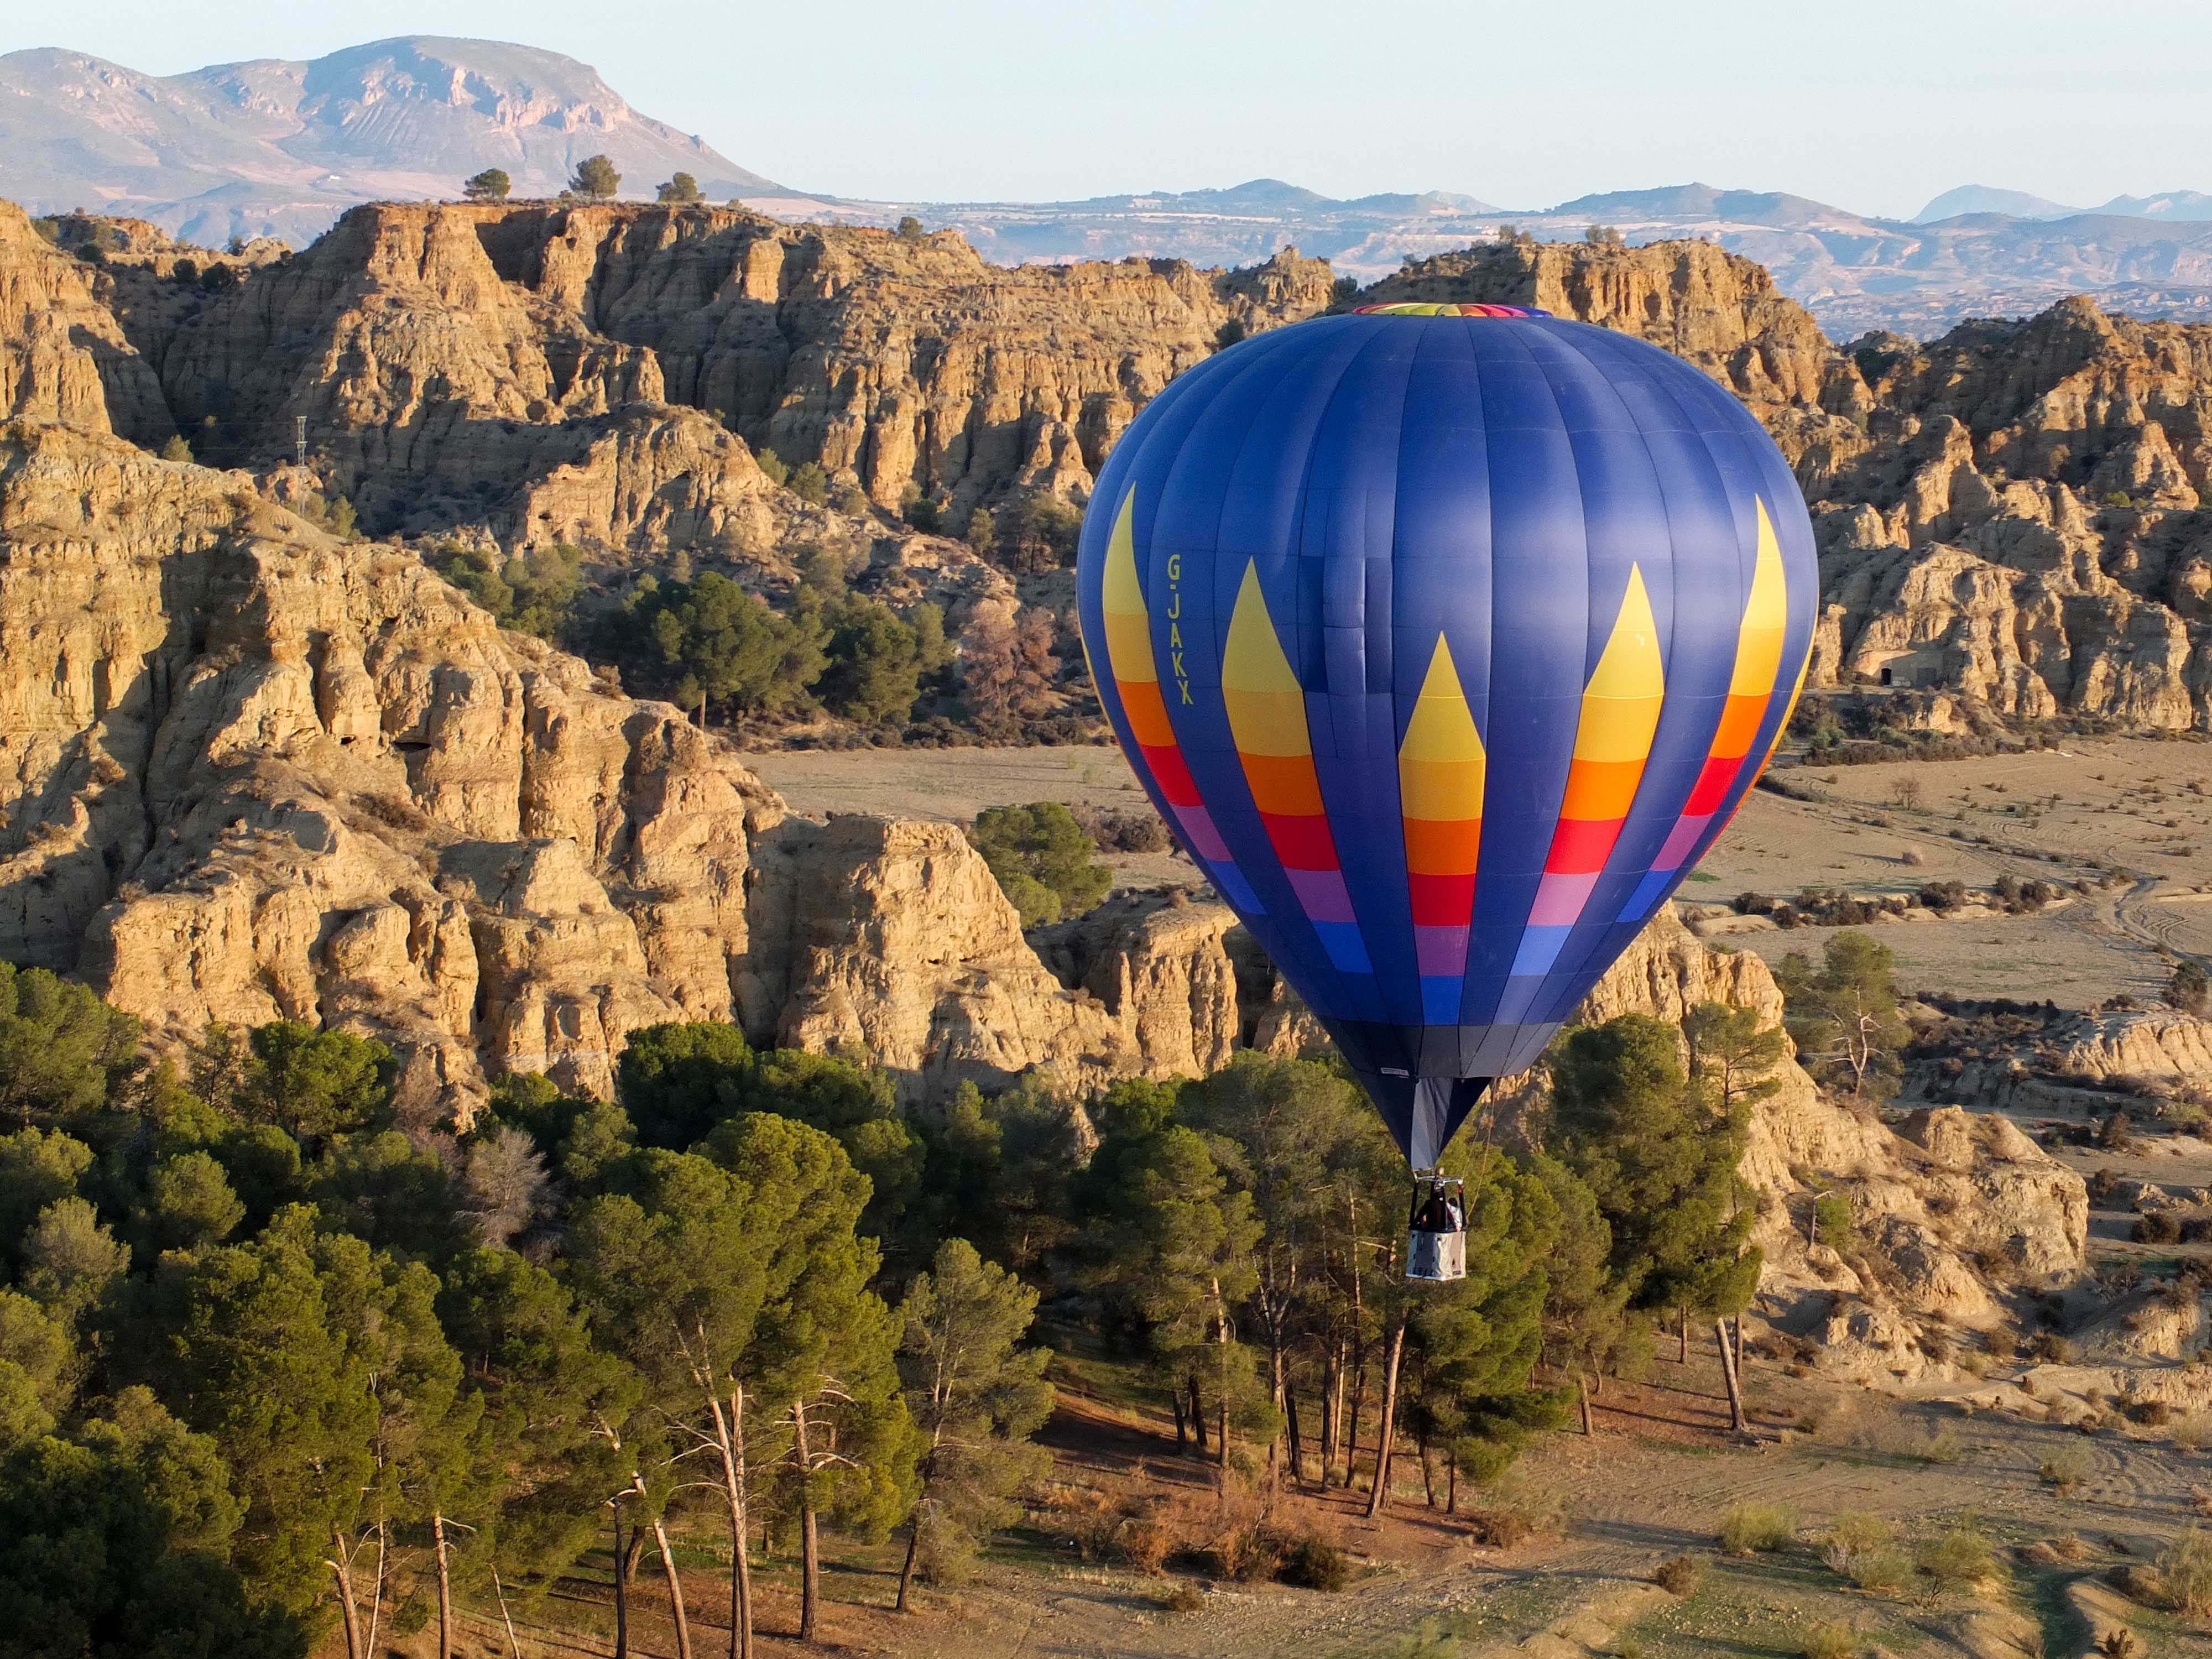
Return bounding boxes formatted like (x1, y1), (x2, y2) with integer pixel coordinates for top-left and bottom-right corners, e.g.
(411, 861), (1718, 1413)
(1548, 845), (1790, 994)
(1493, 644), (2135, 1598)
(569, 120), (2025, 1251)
(893, 1240), (1050, 1608)
(155, 1207), (379, 1620)
(570, 155), (622, 201)
(463, 168), (512, 202)
(1543, 1014), (1762, 1428)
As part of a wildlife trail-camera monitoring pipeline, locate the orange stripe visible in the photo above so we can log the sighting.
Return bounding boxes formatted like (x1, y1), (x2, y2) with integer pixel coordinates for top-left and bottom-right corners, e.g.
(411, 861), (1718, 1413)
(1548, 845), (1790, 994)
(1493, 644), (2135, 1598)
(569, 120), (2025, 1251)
(1120, 678), (1177, 748)
(1559, 757), (1648, 823)
(1238, 750), (1324, 816)
(1402, 816), (1483, 874)
(1708, 691), (1768, 760)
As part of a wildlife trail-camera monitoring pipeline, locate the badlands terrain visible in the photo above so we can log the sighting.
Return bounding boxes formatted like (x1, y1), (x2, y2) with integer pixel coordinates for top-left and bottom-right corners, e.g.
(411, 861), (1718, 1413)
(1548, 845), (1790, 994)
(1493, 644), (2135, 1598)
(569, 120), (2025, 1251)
(9, 183), (2212, 1655)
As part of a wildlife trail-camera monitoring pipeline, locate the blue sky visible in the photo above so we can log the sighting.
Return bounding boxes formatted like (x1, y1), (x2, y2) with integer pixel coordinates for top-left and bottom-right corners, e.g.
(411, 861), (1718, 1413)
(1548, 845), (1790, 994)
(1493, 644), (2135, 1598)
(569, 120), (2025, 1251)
(4, 0), (2206, 217)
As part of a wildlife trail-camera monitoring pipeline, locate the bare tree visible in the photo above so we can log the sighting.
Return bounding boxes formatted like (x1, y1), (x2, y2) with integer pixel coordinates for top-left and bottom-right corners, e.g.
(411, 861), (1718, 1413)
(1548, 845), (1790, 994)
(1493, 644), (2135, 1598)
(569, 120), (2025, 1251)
(464, 1125), (552, 1248)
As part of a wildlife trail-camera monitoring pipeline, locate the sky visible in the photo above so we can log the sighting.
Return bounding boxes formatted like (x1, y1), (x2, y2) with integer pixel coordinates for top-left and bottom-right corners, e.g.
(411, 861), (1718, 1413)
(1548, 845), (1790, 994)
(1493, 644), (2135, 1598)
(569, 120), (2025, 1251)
(3, 0), (2208, 218)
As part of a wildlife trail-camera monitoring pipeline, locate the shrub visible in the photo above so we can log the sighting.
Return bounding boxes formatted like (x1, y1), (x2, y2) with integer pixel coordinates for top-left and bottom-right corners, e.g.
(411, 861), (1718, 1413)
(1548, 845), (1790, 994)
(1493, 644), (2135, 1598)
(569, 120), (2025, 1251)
(2128, 1399), (2173, 1427)
(1654, 1553), (1705, 1598)
(1823, 1511), (1892, 1565)
(1275, 1532), (1350, 1591)
(1159, 1581), (1204, 1614)
(1823, 1512), (1910, 1592)
(1917, 1527), (1995, 1588)
(2110, 1564), (2166, 1606)
(1119, 1517), (1173, 1575)
(1803, 1623), (1857, 1659)
(1719, 1503), (1797, 1555)
(787, 461), (830, 505)
(2172, 959), (2210, 1015)
(2041, 1441), (2094, 1491)
(2135, 1210), (2182, 1245)
(753, 448), (790, 487)
(1467, 1483), (1563, 1548)
(2162, 1526), (2212, 1615)
(1847, 1546), (1913, 1594)
(2030, 1330), (2075, 1363)
(1073, 804), (1173, 854)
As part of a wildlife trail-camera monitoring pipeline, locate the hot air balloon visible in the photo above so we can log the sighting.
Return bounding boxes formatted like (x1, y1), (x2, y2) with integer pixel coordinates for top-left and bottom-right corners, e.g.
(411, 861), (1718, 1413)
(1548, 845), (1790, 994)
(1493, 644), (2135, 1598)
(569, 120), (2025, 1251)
(1074, 301), (1818, 1280)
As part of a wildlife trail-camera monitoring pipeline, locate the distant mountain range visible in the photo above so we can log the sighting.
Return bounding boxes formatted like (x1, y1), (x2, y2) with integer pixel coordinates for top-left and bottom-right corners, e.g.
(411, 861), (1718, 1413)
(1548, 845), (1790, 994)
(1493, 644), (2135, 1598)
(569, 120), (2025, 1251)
(792, 179), (2212, 338)
(7, 34), (2212, 340)
(0, 36), (781, 246)
(1914, 183), (2212, 222)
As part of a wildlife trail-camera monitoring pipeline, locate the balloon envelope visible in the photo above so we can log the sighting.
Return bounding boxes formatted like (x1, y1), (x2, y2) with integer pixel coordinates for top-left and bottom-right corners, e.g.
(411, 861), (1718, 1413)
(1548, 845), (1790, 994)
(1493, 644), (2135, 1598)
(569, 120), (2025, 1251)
(1074, 306), (1818, 1168)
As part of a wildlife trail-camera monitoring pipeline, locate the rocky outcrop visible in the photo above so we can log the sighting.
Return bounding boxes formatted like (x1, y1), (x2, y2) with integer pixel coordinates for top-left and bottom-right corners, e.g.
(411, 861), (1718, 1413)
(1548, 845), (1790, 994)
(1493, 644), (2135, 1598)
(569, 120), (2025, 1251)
(1360, 237), (1872, 440)
(124, 201), (1333, 538)
(0, 204), (173, 444)
(0, 416), (774, 1113)
(2053, 1005), (2212, 1081)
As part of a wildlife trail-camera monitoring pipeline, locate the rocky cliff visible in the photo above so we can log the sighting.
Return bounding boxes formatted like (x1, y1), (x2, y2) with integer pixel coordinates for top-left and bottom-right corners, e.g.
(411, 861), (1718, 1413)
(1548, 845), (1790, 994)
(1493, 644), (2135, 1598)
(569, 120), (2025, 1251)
(101, 200), (1334, 536)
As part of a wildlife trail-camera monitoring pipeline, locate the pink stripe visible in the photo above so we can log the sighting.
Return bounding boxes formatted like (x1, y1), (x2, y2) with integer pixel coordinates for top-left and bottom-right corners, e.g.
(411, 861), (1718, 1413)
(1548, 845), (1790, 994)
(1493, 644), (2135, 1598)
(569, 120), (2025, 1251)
(1528, 869), (1600, 927)
(1415, 925), (1470, 977)
(1176, 805), (1230, 863)
(1286, 867), (1357, 924)
(1652, 813), (1713, 872)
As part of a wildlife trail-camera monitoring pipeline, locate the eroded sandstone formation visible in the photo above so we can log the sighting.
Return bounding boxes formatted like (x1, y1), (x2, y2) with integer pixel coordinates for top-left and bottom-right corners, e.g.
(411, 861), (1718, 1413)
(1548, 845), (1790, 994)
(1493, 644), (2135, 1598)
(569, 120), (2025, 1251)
(97, 199), (1334, 539)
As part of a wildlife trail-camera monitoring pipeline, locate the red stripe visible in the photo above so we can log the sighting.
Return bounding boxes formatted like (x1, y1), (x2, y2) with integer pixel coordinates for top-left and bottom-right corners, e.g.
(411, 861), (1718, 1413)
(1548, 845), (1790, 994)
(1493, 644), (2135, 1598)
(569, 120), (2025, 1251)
(1408, 871), (1477, 926)
(1682, 752), (1741, 816)
(1142, 743), (1203, 808)
(1260, 811), (1340, 870)
(1545, 815), (1626, 875)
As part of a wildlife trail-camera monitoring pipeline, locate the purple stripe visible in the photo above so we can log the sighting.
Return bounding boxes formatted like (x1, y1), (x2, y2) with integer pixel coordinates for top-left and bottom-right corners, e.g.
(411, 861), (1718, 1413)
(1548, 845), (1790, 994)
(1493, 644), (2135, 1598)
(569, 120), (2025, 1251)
(1176, 804), (1231, 862)
(1415, 924), (1470, 977)
(1286, 866), (1357, 924)
(1651, 813), (1712, 872)
(1527, 870), (1600, 927)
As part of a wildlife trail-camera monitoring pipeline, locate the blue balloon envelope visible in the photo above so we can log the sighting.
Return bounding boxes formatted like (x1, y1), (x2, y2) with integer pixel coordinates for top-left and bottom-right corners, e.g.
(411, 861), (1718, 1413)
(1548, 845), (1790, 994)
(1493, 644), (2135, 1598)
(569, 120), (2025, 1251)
(1074, 305), (1818, 1168)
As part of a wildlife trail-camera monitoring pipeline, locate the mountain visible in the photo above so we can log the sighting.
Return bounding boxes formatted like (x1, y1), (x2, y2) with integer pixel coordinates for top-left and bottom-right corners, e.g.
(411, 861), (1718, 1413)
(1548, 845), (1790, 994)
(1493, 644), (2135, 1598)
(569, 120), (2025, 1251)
(0, 36), (784, 246)
(764, 176), (1507, 277)
(2096, 190), (2212, 220)
(1914, 184), (2086, 222)
(787, 175), (2212, 338)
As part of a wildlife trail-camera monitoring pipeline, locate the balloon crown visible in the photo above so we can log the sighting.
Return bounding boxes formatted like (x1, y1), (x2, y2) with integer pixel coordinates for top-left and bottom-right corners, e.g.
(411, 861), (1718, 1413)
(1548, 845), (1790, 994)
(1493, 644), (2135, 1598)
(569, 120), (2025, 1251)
(1350, 302), (1552, 317)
